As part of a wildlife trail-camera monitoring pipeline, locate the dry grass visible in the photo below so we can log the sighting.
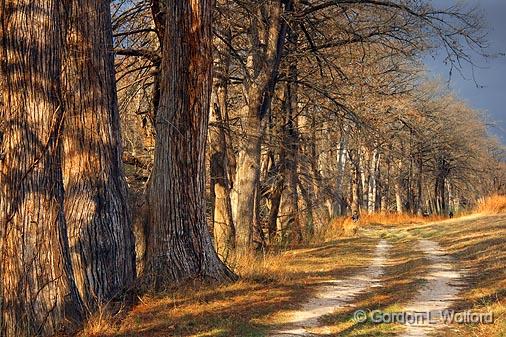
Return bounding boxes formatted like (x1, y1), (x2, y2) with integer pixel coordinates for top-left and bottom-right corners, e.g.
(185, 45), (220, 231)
(422, 214), (506, 337)
(76, 236), (379, 337)
(475, 194), (506, 214)
(316, 212), (445, 242)
(76, 212), (506, 337)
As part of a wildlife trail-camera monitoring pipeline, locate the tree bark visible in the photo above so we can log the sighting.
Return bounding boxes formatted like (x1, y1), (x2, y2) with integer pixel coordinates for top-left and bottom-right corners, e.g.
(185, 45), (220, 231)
(336, 129), (348, 215)
(232, 1), (286, 254)
(349, 151), (361, 215)
(144, 0), (236, 288)
(367, 149), (379, 213)
(0, 1), (83, 335)
(278, 60), (302, 244)
(209, 70), (235, 259)
(395, 160), (404, 214)
(61, 0), (136, 310)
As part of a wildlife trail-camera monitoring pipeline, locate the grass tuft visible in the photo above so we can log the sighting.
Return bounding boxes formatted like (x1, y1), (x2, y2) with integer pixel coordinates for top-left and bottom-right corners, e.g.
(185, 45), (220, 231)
(475, 194), (506, 214)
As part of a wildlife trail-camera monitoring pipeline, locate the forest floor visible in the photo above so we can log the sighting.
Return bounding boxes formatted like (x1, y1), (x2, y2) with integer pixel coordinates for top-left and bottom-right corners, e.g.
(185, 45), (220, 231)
(89, 214), (506, 337)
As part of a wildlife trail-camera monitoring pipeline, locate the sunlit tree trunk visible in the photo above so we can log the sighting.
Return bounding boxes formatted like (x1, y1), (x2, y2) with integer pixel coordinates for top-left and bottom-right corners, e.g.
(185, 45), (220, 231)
(395, 160), (404, 214)
(209, 8), (235, 259)
(61, 0), (136, 310)
(360, 148), (369, 210)
(145, 0), (235, 288)
(0, 1), (83, 334)
(380, 158), (391, 212)
(336, 130), (348, 215)
(232, 1), (286, 254)
(367, 149), (379, 213)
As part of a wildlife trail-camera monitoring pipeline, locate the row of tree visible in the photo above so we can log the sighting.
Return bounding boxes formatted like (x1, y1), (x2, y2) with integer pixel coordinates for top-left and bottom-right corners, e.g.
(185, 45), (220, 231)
(0, 0), (504, 336)
(115, 0), (504, 260)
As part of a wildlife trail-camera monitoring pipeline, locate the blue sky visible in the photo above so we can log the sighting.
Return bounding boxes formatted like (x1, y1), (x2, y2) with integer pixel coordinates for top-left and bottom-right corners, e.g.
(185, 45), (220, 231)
(424, 0), (506, 143)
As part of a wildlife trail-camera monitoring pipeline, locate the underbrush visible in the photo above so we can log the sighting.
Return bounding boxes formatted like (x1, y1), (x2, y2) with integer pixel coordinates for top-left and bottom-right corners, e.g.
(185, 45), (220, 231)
(475, 194), (506, 214)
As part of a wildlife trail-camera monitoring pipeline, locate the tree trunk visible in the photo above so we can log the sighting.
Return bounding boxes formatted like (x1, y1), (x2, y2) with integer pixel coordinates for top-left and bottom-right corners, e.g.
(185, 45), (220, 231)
(395, 160), (404, 214)
(359, 148), (369, 210)
(336, 129), (348, 215)
(380, 158), (390, 212)
(367, 149), (379, 213)
(144, 0), (235, 288)
(61, 0), (136, 310)
(231, 1), (286, 255)
(209, 15), (235, 260)
(0, 1), (83, 335)
(278, 58), (302, 244)
(416, 153), (423, 215)
(349, 151), (361, 215)
(232, 111), (265, 254)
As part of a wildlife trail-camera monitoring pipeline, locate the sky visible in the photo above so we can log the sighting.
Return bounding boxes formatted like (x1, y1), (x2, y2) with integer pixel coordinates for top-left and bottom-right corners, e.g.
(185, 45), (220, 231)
(423, 0), (506, 143)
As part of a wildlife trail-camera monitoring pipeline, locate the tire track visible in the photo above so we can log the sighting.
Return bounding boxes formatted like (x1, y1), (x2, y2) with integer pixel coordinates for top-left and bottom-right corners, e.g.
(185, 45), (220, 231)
(401, 239), (465, 337)
(270, 239), (391, 337)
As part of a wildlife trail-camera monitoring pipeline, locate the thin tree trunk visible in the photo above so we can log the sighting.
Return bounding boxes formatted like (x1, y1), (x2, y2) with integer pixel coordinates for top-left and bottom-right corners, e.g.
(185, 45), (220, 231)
(336, 129), (348, 215)
(367, 149), (379, 213)
(0, 1), (83, 334)
(209, 13), (235, 260)
(395, 160), (404, 214)
(61, 0), (136, 310)
(278, 56), (302, 244)
(349, 151), (360, 215)
(360, 148), (369, 210)
(380, 158), (390, 212)
(144, 0), (235, 288)
(416, 153), (423, 215)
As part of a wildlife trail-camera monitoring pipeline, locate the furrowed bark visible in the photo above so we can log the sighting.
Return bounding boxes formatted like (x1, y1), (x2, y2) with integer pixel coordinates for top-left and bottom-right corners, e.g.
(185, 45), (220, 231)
(61, 0), (136, 310)
(145, 0), (236, 288)
(0, 1), (83, 335)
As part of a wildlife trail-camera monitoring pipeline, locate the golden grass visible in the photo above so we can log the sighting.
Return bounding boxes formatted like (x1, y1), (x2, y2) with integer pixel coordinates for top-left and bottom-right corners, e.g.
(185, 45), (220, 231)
(77, 213), (506, 337)
(76, 236), (379, 337)
(475, 194), (506, 214)
(425, 214), (506, 337)
(316, 212), (445, 243)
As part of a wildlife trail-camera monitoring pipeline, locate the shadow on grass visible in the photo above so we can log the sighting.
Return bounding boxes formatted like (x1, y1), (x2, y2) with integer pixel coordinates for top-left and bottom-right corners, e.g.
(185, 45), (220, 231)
(103, 237), (381, 337)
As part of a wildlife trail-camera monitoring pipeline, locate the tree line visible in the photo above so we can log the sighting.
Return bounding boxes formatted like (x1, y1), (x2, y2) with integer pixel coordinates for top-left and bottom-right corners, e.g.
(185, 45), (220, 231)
(0, 0), (504, 336)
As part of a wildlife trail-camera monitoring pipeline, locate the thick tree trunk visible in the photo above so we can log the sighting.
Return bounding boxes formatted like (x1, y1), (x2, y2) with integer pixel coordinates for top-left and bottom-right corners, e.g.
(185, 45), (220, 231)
(0, 1), (82, 335)
(61, 0), (136, 310)
(145, 0), (235, 288)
